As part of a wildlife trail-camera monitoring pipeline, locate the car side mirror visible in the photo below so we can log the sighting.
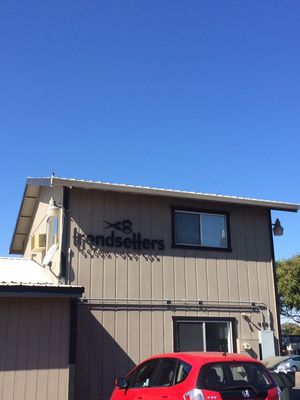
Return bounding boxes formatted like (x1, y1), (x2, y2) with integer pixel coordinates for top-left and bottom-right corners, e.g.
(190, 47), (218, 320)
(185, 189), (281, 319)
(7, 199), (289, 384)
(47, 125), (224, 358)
(115, 377), (128, 389)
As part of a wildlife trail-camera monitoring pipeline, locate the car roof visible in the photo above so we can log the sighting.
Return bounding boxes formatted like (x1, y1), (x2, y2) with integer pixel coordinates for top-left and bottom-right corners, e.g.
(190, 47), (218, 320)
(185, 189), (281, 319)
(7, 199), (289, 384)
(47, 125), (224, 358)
(145, 352), (259, 365)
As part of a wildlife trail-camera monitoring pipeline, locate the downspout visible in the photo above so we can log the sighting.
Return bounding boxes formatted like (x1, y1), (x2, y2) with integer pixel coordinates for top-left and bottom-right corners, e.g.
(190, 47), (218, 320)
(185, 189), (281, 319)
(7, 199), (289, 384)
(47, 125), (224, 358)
(60, 186), (71, 283)
(268, 209), (282, 355)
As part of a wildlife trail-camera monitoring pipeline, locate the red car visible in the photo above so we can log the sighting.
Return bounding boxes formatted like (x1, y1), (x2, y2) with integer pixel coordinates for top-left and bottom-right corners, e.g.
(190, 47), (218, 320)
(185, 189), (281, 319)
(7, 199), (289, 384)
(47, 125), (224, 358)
(110, 352), (281, 400)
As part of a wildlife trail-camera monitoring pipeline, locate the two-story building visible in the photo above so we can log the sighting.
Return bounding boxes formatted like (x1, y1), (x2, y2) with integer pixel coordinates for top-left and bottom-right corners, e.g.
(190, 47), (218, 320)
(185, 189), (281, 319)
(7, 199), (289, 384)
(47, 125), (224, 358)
(7, 176), (299, 400)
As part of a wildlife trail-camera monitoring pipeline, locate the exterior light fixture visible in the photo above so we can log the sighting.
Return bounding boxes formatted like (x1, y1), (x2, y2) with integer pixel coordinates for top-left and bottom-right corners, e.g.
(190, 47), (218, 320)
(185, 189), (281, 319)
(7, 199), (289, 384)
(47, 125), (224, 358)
(46, 197), (60, 218)
(272, 218), (284, 236)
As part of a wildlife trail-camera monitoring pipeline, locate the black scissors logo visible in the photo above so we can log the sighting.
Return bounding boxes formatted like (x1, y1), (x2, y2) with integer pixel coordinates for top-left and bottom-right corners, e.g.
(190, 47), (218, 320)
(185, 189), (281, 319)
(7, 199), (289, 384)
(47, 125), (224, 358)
(104, 219), (132, 234)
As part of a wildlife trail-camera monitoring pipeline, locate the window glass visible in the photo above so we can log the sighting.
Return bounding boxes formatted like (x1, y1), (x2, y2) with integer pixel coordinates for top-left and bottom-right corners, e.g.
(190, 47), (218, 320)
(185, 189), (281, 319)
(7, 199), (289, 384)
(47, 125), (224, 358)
(174, 210), (228, 249)
(175, 212), (200, 245)
(178, 322), (204, 352)
(175, 360), (192, 384)
(199, 362), (274, 391)
(155, 358), (177, 387)
(46, 216), (59, 250)
(201, 214), (227, 248)
(206, 322), (228, 352)
(131, 359), (159, 388)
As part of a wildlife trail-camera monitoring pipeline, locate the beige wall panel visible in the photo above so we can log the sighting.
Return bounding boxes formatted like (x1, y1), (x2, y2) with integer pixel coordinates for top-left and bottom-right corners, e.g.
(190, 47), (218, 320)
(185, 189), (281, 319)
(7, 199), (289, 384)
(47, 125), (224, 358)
(103, 193), (117, 299)
(58, 303), (70, 400)
(174, 253), (186, 299)
(161, 201), (174, 300)
(103, 310), (117, 391)
(244, 209), (260, 301)
(13, 301), (31, 399)
(90, 190), (105, 298)
(0, 299), (69, 400)
(35, 302), (52, 400)
(127, 311), (140, 364)
(114, 194), (129, 299)
(162, 255), (175, 299)
(115, 310), (129, 368)
(115, 255), (128, 299)
(196, 257), (208, 300)
(140, 256), (152, 299)
(78, 189), (93, 297)
(128, 257), (140, 299)
(152, 311), (164, 356)
(217, 255), (229, 301)
(139, 197), (153, 299)
(206, 256), (218, 302)
(151, 198), (164, 300)
(1, 301), (19, 400)
(127, 194), (140, 299)
(163, 310), (174, 353)
(75, 305), (91, 399)
(139, 312), (152, 361)
(227, 259), (240, 301)
(87, 309), (103, 400)
(185, 252), (197, 300)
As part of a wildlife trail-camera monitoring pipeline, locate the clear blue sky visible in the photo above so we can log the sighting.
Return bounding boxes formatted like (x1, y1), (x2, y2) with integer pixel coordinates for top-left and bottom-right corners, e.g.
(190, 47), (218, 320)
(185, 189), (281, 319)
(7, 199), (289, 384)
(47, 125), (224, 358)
(0, 1), (299, 260)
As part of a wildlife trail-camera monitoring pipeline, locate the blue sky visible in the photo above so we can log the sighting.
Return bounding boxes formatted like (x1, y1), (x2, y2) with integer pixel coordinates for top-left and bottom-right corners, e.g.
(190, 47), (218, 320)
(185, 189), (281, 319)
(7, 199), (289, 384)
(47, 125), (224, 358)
(0, 1), (299, 259)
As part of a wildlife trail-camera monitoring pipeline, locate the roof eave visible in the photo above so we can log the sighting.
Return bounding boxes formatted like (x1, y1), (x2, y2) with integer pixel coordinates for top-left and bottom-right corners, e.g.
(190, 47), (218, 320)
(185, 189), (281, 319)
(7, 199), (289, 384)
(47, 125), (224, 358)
(27, 176), (300, 212)
(0, 284), (84, 298)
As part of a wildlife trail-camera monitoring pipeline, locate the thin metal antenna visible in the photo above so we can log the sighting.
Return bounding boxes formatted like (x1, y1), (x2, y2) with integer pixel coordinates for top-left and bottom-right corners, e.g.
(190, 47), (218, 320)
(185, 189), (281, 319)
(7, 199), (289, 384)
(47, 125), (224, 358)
(50, 172), (55, 187)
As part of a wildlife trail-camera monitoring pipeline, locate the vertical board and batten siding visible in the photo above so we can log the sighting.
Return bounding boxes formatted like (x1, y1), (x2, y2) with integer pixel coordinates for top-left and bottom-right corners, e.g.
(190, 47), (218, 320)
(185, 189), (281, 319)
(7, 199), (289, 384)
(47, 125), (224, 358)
(68, 188), (278, 400)
(0, 298), (70, 400)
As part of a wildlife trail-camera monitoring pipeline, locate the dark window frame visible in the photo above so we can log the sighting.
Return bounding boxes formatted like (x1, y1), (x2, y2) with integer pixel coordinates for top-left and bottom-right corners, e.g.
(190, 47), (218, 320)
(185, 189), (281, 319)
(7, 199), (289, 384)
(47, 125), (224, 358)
(171, 206), (232, 251)
(173, 316), (237, 353)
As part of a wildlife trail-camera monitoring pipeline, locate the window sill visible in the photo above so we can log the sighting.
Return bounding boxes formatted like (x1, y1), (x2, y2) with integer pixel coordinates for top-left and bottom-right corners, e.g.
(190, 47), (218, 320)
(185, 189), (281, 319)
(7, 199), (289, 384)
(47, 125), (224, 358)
(171, 243), (232, 252)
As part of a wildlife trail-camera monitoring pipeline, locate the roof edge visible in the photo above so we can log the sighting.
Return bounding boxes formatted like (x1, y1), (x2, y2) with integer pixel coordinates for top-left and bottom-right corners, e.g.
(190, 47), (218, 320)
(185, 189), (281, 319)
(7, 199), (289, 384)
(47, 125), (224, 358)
(0, 284), (84, 298)
(26, 176), (300, 212)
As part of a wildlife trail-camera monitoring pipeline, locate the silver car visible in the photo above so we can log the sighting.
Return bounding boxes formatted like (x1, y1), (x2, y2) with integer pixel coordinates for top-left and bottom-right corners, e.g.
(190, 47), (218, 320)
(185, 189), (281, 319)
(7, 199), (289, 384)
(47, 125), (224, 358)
(263, 355), (300, 372)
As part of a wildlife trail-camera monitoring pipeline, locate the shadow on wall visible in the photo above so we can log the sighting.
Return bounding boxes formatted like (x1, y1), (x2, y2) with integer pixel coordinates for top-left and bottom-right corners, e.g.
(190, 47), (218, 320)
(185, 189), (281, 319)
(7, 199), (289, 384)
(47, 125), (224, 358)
(75, 306), (135, 400)
(0, 298), (69, 371)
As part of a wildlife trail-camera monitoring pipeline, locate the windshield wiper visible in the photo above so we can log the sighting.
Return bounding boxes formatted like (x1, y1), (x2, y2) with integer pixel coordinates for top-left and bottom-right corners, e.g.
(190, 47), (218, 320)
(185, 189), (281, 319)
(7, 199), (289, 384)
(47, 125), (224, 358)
(221, 384), (259, 394)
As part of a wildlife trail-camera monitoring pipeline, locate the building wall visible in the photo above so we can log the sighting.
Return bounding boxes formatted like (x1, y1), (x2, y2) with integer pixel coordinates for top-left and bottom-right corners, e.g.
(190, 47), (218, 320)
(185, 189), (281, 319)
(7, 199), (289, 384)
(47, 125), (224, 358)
(0, 297), (70, 400)
(65, 187), (279, 400)
(23, 185), (63, 278)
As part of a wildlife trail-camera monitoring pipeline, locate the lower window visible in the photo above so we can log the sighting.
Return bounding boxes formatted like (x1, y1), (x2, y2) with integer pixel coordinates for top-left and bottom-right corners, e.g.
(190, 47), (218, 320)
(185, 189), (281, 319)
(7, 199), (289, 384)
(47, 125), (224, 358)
(174, 318), (234, 353)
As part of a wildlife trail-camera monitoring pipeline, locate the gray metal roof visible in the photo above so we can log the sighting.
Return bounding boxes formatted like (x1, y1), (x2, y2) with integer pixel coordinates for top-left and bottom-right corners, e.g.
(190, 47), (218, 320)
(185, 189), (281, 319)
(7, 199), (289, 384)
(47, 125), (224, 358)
(10, 176), (299, 254)
(0, 257), (84, 297)
(0, 257), (54, 284)
(28, 176), (299, 211)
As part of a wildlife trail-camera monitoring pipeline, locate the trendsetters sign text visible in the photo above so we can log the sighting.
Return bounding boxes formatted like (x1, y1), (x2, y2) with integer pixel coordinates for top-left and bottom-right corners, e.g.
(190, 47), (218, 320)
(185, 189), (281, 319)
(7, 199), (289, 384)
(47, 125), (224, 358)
(73, 219), (165, 251)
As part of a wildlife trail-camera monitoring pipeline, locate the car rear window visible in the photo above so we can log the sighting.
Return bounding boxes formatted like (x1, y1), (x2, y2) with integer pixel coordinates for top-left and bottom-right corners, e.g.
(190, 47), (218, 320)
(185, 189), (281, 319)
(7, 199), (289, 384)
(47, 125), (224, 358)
(198, 362), (275, 391)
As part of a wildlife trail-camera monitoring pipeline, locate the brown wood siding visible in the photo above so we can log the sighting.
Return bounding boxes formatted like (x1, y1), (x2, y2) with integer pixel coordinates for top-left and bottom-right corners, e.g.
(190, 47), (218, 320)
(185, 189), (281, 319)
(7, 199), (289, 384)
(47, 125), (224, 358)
(68, 188), (279, 400)
(0, 298), (70, 400)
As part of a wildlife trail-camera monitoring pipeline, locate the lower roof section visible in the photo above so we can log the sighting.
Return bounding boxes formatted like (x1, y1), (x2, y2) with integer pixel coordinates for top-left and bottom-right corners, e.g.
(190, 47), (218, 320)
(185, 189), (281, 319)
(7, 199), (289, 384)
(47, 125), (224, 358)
(0, 283), (84, 298)
(0, 258), (84, 298)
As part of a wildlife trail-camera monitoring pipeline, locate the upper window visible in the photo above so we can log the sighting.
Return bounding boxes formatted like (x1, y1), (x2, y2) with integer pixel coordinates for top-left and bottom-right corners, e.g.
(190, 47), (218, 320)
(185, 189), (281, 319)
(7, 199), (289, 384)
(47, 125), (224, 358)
(173, 209), (229, 250)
